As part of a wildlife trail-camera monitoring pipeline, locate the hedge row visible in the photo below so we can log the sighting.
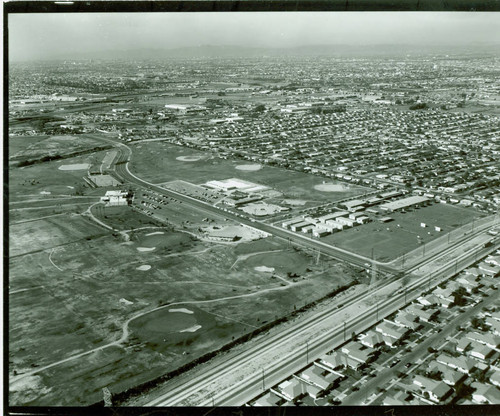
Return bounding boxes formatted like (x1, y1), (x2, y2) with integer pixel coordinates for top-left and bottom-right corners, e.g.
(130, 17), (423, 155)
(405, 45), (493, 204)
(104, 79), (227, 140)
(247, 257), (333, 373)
(17, 145), (112, 167)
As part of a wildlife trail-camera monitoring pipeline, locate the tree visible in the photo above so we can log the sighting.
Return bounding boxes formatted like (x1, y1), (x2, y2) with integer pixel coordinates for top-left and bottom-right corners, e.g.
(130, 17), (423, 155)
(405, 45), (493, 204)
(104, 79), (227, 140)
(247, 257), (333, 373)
(255, 104), (266, 112)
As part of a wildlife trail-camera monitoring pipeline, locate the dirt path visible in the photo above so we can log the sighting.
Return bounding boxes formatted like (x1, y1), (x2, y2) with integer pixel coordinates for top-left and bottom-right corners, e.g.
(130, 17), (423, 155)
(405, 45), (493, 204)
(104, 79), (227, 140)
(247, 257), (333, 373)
(48, 248), (63, 272)
(11, 213), (67, 225)
(9, 281), (305, 383)
(229, 249), (284, 270)
(9, 286), (45, 295)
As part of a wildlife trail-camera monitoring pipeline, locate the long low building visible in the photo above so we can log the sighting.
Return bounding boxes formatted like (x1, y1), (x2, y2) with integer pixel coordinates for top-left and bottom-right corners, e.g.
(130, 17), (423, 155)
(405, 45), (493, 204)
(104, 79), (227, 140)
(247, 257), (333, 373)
(317, 211), (349, 223)
(291, 221), (313, 232)
(379, 196), (429, 212)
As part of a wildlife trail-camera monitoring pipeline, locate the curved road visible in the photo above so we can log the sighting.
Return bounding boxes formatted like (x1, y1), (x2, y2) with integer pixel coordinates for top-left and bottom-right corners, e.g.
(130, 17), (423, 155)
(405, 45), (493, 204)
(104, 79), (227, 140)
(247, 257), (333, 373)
(107, 138), (400, 275)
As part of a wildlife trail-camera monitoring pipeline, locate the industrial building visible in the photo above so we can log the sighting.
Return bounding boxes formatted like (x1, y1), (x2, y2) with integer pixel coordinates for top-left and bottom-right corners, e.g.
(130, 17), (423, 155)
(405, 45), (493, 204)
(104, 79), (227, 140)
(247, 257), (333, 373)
(379, 196), (429, 213)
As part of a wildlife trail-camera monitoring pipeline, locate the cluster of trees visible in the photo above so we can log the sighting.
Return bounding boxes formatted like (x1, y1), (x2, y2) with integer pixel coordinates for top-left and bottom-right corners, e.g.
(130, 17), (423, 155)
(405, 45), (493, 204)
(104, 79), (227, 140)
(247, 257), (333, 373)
(409, 102), (429, 110)
(17, 145), (112, 167)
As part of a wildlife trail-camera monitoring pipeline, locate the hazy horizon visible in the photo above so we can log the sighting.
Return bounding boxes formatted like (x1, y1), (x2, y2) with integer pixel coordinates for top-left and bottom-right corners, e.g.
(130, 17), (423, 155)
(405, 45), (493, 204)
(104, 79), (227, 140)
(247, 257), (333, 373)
(9, 12), (500, 61)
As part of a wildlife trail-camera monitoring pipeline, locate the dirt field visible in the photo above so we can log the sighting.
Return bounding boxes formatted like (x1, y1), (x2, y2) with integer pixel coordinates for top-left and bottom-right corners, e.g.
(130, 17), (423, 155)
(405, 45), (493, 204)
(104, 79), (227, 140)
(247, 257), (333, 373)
(9, 215), (105, 257)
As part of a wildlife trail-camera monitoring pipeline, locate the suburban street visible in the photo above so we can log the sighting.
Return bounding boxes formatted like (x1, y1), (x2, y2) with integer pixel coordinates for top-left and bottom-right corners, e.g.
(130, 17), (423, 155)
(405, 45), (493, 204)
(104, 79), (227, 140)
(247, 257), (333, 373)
(140, 232), (499, 406)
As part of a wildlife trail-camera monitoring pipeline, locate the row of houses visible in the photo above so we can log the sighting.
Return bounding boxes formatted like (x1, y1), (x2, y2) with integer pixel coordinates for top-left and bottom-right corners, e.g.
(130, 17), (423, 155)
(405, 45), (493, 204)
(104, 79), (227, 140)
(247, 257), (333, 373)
(384, 248), (500, 405)
(251, 246), (499, 407)
(254, 362), (346, 405)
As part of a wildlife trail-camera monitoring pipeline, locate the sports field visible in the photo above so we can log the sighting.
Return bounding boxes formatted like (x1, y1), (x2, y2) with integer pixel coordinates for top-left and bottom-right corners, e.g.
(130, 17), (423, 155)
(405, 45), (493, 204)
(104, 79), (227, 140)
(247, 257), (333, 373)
(322, 203), (482, 261)
(128, 142), (370, 204)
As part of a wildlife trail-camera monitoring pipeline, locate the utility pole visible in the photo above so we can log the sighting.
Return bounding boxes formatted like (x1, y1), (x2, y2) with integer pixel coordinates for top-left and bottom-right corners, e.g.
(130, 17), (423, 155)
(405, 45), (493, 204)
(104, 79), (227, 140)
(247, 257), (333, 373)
(306, 341), (309, 365)
(376, 302), (379, 321)
(343, 322), (346, 342)
(262, 368), (265, 391)
(404, 287), (407, 304)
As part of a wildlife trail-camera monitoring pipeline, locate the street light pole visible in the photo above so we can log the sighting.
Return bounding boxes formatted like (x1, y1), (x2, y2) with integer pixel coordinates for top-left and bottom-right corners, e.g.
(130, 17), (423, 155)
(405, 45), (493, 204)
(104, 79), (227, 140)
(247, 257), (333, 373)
(262, 368), (265, 391)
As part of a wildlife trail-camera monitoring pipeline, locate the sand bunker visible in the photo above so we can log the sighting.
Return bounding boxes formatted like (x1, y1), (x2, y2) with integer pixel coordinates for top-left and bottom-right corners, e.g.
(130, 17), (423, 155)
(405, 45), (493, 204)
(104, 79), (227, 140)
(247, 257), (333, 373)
(282, 199), (307, 206)
(255, 266), (275, 273)
(145, 231), (164, 236)
(180, 324), (202, 333)
(314, 183), (349, 192)
(235, 164), (262, 171)
(136, 265), (151, 271)
(137, 247), (155, 252)
(169, 308), (194, 314)
(176, 156), (202, 162)
(119, 298), (134, 305)
(40, 191), (51, 195)
(67, 186), (74, 189)
(58, 163), (90, 171)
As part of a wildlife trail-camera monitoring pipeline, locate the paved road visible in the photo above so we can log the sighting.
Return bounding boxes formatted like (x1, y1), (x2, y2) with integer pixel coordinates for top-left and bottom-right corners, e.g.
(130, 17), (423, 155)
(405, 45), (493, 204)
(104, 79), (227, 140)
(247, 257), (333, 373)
(140, 235), (498, 406)
(93, 135), (500, 407)
(107, 139), (400, 275)
(343, 286), (499, 405)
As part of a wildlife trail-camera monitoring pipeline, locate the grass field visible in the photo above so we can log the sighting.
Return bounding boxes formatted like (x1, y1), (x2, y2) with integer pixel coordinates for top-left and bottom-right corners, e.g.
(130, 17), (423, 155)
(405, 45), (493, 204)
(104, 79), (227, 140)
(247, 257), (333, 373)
(9, 214), (356, 405)
(9, 134), (108, 164)
(8, 151), (109, 201)
(322, 203), (482, 261)
(128, 142), (369, 204)
(9, 215), (105, 257)
(8, 134), (362, 406)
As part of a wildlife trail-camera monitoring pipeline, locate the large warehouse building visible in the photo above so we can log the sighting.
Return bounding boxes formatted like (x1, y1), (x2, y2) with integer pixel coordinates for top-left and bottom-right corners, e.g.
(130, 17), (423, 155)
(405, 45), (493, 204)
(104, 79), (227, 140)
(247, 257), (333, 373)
(379, 196), (429, 212)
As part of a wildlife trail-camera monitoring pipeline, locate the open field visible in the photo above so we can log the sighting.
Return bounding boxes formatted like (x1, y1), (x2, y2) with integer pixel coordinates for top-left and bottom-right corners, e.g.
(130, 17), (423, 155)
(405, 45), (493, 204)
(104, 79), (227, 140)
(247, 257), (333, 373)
(9, 134), (109, 164)
(8, 151), (110, 201)
(9, 215), (105, 257)
(90, 205), (165, 231)
(128, 142), (369, 204)
(322, 203), (482, 261)
(9, 201), (358, 406)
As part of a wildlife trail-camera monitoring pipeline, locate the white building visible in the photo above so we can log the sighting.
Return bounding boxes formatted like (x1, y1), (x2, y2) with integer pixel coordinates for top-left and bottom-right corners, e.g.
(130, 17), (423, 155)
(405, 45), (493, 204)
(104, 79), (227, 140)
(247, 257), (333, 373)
(100, 190), (130, 206)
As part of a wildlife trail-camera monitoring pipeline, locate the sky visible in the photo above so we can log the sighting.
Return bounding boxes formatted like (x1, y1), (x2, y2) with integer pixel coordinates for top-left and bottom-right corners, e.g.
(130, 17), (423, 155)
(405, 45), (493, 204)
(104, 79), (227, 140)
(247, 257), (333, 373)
(8, 12), (500, 61)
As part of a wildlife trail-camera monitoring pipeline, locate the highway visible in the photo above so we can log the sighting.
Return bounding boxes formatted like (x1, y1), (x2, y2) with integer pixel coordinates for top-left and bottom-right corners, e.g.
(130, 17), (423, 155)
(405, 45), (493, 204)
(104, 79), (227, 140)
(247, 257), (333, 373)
(144, 235), (499, 407)
(95, 136), (499, 407)
(108, 137), (498, 279)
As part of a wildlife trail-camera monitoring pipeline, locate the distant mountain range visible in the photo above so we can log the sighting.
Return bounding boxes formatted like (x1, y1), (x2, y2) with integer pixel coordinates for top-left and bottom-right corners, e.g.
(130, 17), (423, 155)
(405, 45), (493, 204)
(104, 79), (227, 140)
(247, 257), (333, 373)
(14, 43), (500, 62)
